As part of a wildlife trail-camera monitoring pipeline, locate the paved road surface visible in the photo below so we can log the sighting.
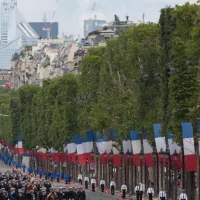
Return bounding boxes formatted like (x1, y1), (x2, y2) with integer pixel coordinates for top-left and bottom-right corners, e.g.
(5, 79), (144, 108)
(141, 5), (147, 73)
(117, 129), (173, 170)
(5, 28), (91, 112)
(0, 161), (12, 173)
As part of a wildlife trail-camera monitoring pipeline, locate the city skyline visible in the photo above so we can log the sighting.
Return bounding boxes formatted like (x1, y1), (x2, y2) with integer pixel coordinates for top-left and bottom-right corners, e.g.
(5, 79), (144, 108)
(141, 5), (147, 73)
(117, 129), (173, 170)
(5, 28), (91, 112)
(17, 0), (196, 38)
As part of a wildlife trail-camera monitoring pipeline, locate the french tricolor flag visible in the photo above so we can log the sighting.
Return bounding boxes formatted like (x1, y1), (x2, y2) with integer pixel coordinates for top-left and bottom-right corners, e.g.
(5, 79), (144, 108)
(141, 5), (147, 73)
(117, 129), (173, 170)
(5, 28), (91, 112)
(112, 146), (121, 167)
(122, 139), (132, 154)
(17, 136), (23, 155)
(67, 140), (77, 163)
(153, 123), (167, 165)
(122, 139), (132, 164)
(143, 133), (154, 167)
(96, 134), (112, 165)
(167, 132), (182, 169)
(197, 119), (200, 157)
(76, 132), (94, 165)
(130, 130), (141, 167)
(181, 122), (197, 172)
(153, 123), (166, 152)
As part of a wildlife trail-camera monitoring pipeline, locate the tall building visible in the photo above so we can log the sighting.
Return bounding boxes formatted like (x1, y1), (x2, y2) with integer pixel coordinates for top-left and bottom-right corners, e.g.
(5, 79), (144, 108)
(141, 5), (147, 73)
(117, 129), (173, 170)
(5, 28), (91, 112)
(0, 0), (38, 69)
(84, 17), (106, 37)
(29, 22), (59, 39)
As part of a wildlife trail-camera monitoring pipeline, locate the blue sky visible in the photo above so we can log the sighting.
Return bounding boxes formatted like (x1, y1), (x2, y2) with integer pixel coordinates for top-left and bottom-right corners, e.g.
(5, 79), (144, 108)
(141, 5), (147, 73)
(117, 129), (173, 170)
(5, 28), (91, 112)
(18, 0), (196, 38)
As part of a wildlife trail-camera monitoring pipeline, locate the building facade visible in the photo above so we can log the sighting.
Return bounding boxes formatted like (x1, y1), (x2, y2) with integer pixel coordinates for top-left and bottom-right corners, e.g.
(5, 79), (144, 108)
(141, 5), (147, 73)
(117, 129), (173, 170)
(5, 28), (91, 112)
(84, 19), (106, 37)
(29, 22), (59, 39)
(0, 0), (38, 70)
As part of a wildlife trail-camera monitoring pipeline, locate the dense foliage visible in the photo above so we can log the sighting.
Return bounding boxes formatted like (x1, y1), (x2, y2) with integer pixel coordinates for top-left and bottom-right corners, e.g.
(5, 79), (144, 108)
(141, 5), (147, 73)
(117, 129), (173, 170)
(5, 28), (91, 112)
(1, 2), (200, 149)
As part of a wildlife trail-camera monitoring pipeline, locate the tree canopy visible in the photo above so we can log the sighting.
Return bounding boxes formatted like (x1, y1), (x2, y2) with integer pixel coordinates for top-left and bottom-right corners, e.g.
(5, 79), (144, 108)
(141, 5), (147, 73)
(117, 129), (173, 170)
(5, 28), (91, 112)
(1, 2), (200, 149)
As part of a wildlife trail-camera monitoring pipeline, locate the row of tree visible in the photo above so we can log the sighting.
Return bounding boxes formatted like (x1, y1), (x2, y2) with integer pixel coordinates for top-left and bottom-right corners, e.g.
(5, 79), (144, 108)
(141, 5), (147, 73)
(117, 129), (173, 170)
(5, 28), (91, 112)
(1, 2), (200, 151)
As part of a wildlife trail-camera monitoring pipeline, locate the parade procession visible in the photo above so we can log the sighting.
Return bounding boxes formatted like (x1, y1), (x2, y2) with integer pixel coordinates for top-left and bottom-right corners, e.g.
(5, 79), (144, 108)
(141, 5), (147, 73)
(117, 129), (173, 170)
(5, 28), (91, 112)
(0, 121), (198, 200)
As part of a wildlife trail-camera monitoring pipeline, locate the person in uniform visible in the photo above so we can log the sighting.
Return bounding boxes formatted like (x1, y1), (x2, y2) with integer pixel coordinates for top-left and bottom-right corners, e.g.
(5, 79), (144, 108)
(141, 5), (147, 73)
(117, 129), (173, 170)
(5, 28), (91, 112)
(64, 187), (69, 200)
(159, 188), (167, 200)
(56, 172), (60, 183)
(17, 189), (25, 200)
(110, 179), (116, 195)
(100, 178), (105, 192)
(79, 187), (86, 200)
(84, 175), (89, 189)
(179, 189), (188, 200)
(45, 180), (51, 193)
(68, 187), (73, 200)
(139, 183), (145, 200)
(121, 182), (127, 199)
(78, 173), (83, 185)
(50, 172), (55, 182)
(39, 169), (43, 179)
(39, 188), (47, 200)
(147, 186), (154, 200)
(91, 177), (96, 192)
(134, 183), (140, 200)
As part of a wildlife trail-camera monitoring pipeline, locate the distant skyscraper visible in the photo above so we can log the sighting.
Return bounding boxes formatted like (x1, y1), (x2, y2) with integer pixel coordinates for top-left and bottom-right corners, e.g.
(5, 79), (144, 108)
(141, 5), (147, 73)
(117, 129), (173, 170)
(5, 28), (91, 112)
(0, 0), (38, 69)
(0, 0), (17, 45)
(84, 18), (106, 37)
(29, 22), (59, 39)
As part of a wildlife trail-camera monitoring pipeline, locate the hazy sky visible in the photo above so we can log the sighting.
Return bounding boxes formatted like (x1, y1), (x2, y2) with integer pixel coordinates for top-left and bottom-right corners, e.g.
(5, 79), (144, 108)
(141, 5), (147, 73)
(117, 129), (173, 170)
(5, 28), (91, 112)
(18, 0), (197, 37)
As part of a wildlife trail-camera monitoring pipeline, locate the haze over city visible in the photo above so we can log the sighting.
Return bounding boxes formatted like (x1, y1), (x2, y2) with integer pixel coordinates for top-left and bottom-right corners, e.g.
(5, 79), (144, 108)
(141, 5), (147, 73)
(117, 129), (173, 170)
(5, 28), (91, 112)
(18, 0), (196, 37)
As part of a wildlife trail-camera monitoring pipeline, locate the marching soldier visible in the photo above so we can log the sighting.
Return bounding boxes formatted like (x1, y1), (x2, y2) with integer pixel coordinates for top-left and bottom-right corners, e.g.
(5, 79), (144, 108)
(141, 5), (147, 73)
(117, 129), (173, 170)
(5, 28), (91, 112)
(139, 183), (145, 200)
(159, 188), (167, 200)
(121, 182), (127, 199)
(100, 178), (105, 192)
(84, 175), (89, 189)
(134, 183), (140, 200)
(110, 179), (116, 195)
(179, 189), (188, 200)
(78, 173), (83, 185)
(147, 186), (154, 200)
(79, 187), (86, 200)
(91, 177), (96, 192)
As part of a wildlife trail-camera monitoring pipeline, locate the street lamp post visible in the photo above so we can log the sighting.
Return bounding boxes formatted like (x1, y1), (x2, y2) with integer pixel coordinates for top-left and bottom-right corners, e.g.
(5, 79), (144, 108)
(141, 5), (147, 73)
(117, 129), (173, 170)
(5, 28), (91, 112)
(109, 149), (114, 183)
(86, 157), (88, 175)
(165, 149), (170, 198)
(94, 149), (100, 186)
(104, 151), (108, 185)
(152, 148), (159, 195)
(160, 148), (164, 189)
(120, 149), (124, 190)
(139, 150), (144, 184)
(129, 150), (133, 194)
(126, 150), (132, 194)
(173, 150), (178, 200)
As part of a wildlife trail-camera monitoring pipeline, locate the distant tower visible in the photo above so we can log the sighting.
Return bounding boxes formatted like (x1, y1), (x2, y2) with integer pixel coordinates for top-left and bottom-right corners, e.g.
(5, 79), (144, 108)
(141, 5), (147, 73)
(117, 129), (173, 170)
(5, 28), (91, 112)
(142, 13), (145, 23)
(1, 0), (18, 45)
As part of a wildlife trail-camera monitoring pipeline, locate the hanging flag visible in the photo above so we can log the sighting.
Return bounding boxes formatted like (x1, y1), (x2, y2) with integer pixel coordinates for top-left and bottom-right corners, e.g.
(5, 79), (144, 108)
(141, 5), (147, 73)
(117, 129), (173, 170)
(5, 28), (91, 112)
(17, 136), (23, 155)
(59, 153), (66, 162)
(197, 119), (200, 157)
(167, 132), (182, 169)
(96, 133), (112, 165)
(153, 123), (166, 152)
(153, 123), (168, 166)
(122, 139), (132, 165)
(130, 130), (141, 167)
(67, 140), (77, 163)
(63, 144), (67, 153)
(5, 80), (11, 89)
(76, 132), (94, 165)
(112, 146), (121, 167)
(41, 153), (47, 161)
(122, 139), (132, 154)
(143, 133), (154, 167)
(181, 122), (197, 172)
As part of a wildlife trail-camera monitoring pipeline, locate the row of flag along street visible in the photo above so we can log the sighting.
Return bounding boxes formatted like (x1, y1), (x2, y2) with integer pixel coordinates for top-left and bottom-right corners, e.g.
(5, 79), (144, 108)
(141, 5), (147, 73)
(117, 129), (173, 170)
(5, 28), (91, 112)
(0, 121), (200, 172)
